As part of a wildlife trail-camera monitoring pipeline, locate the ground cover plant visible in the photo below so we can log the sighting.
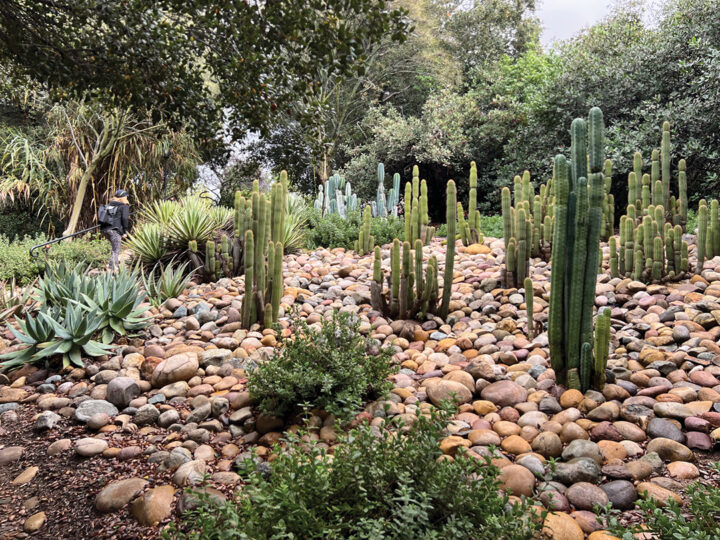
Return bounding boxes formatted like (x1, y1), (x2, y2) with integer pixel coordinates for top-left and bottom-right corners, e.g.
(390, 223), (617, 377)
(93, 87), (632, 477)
(166, 410), (542, 540)
(247, 311), (395, 420)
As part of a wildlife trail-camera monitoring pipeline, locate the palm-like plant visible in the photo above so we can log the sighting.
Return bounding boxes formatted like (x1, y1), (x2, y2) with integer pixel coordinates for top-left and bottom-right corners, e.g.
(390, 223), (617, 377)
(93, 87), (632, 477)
(0, 310), (56, 371)
(36, 303), (112, 368)
(141, 261), (194, 307)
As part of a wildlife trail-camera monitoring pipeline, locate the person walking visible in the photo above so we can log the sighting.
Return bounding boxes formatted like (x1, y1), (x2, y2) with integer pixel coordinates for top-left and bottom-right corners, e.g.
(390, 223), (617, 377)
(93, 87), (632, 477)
(98, 189), (130, 273)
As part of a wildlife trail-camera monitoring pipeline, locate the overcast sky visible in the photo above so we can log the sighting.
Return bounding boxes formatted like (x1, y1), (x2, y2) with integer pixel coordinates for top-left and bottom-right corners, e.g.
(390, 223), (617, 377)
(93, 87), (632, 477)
(537, 0), (614, 47)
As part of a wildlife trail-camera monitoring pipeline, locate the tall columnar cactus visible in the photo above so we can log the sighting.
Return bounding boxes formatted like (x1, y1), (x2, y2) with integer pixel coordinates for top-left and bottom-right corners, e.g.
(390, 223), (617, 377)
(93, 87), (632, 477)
(524, 277), (534, 340)
(548, 108), (611, 392)
(460, 162), (483, 246)
(403, 166), (434, 245)
(439, 180), (457, 319)
(697, 201), (708, 273)
(602, 159), (614, 240)
(678, 159), (688, 228)
(374, 163), (388, 218)
(316, 173), (358, 217)
(355, 205), (374, 255)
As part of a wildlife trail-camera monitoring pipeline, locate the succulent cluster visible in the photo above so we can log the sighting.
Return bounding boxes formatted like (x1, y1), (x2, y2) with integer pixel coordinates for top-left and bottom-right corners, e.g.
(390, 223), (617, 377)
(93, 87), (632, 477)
(314, 173), (358, 217)
(696, 198), (720, 272)
(354, 205), (374, 256)
(371, 181), (456, 320)
(548, 108), (611, 392)
(371, 163), (401, 218)
(403, 165), (435, 245)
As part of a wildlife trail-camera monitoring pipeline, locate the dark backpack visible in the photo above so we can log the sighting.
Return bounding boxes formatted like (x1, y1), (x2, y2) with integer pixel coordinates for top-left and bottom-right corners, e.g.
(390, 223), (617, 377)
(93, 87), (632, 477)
(98, 203), (121, 228)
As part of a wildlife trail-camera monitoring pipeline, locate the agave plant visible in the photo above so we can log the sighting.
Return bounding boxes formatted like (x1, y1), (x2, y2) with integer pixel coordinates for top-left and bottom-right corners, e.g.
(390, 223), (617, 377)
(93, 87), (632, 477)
(36, 303), (112, 368)
(125, 222), (169, 265)
(0, 278), (37, 322)
(138, 199), (180, 226)
(141, 261), (194, 307)
(80, 268), (151, 343)
(283, 193), (309, 253)
(166, 196), (217, 249)
(208, 205), (233, 230)
(0, 310), (56, 371)
(34, 260), (98, 310)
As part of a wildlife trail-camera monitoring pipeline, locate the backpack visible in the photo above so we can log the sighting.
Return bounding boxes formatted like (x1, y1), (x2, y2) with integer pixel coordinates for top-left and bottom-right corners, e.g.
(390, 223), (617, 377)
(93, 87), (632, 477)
(98, 203), (121, 228)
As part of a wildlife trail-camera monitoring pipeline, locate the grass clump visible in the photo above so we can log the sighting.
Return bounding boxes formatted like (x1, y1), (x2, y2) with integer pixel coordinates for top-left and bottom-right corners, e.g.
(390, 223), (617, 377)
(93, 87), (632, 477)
(167, 410), (542, 540)
(247, 311), (395, 420)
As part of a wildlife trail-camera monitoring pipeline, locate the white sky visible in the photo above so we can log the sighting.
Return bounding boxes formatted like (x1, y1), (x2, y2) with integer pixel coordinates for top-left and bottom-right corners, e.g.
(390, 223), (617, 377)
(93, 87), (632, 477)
(537, 0), (614, 47)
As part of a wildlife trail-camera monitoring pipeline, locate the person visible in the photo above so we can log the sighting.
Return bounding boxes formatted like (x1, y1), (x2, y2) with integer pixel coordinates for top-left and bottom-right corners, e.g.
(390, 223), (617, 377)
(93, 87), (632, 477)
(100, 189), (130, 272)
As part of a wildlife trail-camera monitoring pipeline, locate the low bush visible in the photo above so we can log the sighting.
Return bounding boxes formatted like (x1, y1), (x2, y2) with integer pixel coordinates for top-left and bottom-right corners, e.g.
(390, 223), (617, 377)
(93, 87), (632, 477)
(247, 311), (395, 419)
(166, 410), (542, 540)
(0, 233), (109, 284)
(306, 209), (404, 250)
(482, 214), (504, 239)
(605, 465), (720, 540)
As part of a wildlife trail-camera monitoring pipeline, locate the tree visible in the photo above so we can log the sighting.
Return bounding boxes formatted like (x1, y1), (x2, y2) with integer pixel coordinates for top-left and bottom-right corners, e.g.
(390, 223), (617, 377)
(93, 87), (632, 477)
(0, 1), (408, 143)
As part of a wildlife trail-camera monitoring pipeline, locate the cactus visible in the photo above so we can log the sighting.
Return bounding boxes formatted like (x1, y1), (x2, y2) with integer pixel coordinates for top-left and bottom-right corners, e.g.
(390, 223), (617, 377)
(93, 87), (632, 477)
(403, 166), (434, 245)
(548, 108), (611, 391)
(678, 159), (688, 228)
(459, 161), (483, 246)
(697, 201), (707, 272)
(374, 163), (388, 218)
(524, 277), (534, 340)
(661, 121), (671, 212)
(439, 180), (457, 319)
(355, 205), (374, 255)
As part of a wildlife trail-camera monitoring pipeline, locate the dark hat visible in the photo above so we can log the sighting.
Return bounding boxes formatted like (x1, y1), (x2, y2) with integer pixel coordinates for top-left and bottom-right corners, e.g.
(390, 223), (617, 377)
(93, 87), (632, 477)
(115, 189), (129, 198)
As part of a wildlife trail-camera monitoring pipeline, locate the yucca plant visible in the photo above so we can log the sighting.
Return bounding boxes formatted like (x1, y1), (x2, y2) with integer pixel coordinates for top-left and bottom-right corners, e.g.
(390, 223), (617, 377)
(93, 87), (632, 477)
(0, 278), (37, 322)
(208, 205), (234, 230)
(141, 261), (194, 307)
(138, 199), (180, 226)
(166, 196), (217, 249)
(0, 310), (56, 371)
(283, 193), (309, 253)
(36, 303), (112, 368)
(79, 268), (151, 343)
(124, 222), (169, 264)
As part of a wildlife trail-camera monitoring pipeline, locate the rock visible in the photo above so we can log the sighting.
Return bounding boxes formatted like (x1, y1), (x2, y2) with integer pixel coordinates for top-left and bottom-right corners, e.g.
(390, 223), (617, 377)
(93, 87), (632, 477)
(131, 485), (175, 526)
(637, 482), (682, 507)
(87, 413), (110, 430)
(74, 400), (118, 423)
(186, 402), (211, 424)
(134, 404), (160, 425)
(12, 466), (39, 485)
(480, 380), (527, 407)
(666, 461), (699, 480)
(106, 377), (140, 408)
(172, 460), (206, 487)
(532, 431), (563, 458)
(542, 512), (584, 540)
(601, 480), (637, 510)
(427, 380), (472, 406)
(35, 411), (61, 431)
(96, 478), (149, 512)
(0, 387), (28, 403)
(199, 349), (232, 368)
(74, 437), (109, 457)
(562, 440), (603, 465)
(0, 446), (24, 465)
(47, 439), (72, 456)
(566, 482), (609, 511)
(151, 353), (199, 387)
(553, 458), (601, 485)
(647, 418), (685, 443)
(653, 402), (694, 419)
(158, 409), (181, 428)
(23, 512), (46, 533)
(498, 464), (535, 496)
(646, 438), (693, 462)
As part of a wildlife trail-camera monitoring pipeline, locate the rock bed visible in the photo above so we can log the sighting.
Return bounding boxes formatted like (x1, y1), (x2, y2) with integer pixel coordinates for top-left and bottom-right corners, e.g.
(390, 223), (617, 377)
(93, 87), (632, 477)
(1, 237), (720, 539)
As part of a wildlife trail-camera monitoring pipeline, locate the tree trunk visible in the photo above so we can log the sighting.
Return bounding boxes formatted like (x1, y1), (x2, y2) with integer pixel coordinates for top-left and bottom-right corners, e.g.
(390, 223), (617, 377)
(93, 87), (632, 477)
(62, 162), (99, 236)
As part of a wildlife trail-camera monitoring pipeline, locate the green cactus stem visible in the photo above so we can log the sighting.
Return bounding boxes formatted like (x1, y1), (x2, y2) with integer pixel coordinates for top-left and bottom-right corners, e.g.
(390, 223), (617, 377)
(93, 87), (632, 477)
(440, 180), (457, 319)
(525, 277), (534, 340)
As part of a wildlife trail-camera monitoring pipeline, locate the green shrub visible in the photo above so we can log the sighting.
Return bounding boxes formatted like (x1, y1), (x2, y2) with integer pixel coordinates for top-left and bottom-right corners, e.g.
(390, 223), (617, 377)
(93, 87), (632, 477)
(306, 209), (404, 250)
(482, 214), (504, 239)
(141, 261), (194, 307)
(247, 311), (395, 419)
(166, 410), (542, 540)
(0, 233), (110, 284)
(605, 464), (720, 540)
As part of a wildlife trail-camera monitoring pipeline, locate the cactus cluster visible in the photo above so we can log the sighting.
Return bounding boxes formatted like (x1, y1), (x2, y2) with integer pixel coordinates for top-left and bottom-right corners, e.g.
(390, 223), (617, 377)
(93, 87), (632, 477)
(548, 108), (611, 392)
(609, 203), (689, 281)
(501, 171), (555, 287)
(601, 159), (615, 240)
(695, 199), (720, 272)
(403, 165), (435, 245)
(524, 277), (534, 340)
(370, 163), (401, 218)
(459, 162), (483, 246)
(314, 173), (358, 217)
(188, 175), (287, 329)
(626, 122), (688, 230)
(354, 205), (375, 256)
(371, 180), (456, 320)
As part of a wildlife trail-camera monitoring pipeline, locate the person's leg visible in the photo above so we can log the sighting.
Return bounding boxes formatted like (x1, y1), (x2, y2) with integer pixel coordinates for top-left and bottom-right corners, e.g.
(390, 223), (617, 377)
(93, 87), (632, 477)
(109, 230), (122, 272)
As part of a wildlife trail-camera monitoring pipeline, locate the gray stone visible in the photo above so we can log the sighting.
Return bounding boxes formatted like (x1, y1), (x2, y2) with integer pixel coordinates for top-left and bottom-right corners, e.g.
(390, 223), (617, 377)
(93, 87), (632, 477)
(106, 377), (140, 408)
(647, 418), (685, 443)
(199, 349), (232, 368)
(34, 411), (61, 431)
(158, 409), (181, 428)
(134, 404), (160, 425)
(561, 440), (603, 465)
(552, 458), (601, 485)
(75, 400), (119, 423)
(601, 480), (637, 510)
(186, 402), (211, 424)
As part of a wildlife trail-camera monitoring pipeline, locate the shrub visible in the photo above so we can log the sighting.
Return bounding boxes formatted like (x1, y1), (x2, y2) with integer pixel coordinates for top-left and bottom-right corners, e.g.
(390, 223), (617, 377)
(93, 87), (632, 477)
(247, 311), (395, 419)
(166, 410), (542, 540)
(604, 465), (720, 540)
(306, 209), (404, 250)
(0, 233), (109, 284)
(482, 214), (504, 239)
(141, 261), (194, 307)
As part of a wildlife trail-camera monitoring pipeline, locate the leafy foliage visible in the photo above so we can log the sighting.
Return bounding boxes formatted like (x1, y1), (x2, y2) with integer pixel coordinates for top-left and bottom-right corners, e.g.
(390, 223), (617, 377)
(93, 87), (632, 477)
(166, 410), (542, 540)
(0, 233), (109, 284)
(306, 209), (404, 250)
(605, 464), (720, 540)
(247, 311), (395, 419)
(0, 277), (36, 322)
